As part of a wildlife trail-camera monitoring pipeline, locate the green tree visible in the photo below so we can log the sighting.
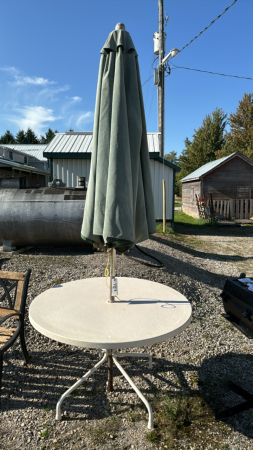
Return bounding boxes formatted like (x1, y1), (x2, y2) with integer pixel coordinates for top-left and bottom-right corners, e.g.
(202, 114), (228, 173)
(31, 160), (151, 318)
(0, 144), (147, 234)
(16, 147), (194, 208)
(16, 130), (27, 144)
(176, 109), (227, 196)
(164, 151), (178, 165)
(218, 93), (253, 159)
(40, 128), (58, 144)
(0, 130), (16, 144)
(25, 128), (39, 144)
(188, 108), (227, 171)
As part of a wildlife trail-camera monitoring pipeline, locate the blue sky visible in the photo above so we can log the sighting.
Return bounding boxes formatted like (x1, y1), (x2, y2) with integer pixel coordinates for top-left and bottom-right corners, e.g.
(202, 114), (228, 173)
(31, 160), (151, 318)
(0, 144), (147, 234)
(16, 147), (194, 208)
(0, 0), (252, 156)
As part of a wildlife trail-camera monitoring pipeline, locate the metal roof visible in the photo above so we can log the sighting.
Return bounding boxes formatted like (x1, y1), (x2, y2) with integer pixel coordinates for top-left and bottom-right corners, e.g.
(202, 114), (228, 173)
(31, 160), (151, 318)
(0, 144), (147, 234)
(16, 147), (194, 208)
(2, 144), (48, 161)
(44, 132), (160, 155)
(180, 153), (239, 182)
(0, 155), (49, 175)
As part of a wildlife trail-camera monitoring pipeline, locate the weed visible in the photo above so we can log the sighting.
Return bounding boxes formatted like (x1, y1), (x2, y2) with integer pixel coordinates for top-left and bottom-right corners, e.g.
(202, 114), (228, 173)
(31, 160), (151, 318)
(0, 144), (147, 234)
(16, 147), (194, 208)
(43, 406), (52, 412)
(147, 390), (228, 449)
(146, 430), (158, 442)
(52, 278), (63, 285)
(41, 424), (50, 438)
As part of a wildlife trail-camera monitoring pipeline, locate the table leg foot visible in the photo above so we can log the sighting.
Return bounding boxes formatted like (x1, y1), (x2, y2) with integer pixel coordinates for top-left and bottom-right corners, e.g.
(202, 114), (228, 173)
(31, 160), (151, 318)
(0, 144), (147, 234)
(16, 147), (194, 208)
(55, 352), (107, 421)
(116, 352), (152, 369)
(113, 355), (154, 430)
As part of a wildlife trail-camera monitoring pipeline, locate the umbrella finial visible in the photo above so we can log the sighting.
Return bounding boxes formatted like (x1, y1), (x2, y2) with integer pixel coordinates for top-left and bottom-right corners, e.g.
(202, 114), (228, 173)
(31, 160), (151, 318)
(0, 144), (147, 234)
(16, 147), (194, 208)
(115, 23), (125, 30)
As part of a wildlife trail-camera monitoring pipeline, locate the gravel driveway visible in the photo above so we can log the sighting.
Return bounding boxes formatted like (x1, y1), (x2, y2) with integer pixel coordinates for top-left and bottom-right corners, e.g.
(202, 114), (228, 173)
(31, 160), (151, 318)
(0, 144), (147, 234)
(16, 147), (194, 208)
(0, 225), (253, 450)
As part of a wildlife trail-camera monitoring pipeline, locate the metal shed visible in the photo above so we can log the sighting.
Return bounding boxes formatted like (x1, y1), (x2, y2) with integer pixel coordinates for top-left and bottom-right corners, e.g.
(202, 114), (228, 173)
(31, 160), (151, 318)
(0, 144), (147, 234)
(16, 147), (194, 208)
(44, 132), (180, 224)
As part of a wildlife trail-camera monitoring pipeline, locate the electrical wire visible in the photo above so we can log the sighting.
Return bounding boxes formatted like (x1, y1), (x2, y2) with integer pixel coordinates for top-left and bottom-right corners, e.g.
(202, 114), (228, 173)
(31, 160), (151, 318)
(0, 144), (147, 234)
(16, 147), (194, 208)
(179, 0), (238, 54)
(169, 62), (253, 81)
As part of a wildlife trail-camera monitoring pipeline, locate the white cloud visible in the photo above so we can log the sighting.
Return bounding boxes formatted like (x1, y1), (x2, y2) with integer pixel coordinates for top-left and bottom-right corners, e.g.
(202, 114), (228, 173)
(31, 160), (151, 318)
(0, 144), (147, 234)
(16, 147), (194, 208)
(13, 76), (57, 86)
(11, 106), (59, 135)
(76, 111), (93, 127)
(72, 96), (82, 102)
(0, 66), (19, 75)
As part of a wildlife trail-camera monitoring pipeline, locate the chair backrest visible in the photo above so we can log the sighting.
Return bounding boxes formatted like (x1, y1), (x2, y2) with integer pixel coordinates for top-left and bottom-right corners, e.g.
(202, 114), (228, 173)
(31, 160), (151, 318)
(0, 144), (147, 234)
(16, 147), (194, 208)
(0, 270), (31, 314)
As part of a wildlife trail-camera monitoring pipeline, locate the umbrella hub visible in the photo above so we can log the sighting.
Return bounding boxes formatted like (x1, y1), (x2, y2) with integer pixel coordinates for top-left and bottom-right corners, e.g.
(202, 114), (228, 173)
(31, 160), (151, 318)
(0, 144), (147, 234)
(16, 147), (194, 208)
(115, 23), (125, 30)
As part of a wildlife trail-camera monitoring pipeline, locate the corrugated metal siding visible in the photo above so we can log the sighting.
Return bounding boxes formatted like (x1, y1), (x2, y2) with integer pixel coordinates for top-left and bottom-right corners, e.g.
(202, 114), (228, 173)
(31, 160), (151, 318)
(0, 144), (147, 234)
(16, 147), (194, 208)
(53, 158), (91, 188)
(46, 133), (93, 154)
(2, 144), (48, 161)
(150, 159), (173, 220)
(53, 157), (173, 220)
(46, 132), (159, 154)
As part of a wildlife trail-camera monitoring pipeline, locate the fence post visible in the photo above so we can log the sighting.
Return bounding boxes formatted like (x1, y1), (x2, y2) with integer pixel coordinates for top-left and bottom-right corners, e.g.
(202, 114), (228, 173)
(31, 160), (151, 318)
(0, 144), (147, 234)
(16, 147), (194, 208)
(250, 199), (253, 219)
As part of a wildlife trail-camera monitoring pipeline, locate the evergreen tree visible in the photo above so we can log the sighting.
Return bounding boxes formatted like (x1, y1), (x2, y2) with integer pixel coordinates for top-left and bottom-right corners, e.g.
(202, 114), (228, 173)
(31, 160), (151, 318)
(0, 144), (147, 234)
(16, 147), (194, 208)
(164, 151), (178, 165)
(176, 109), (227, 196)
(25, 128), (39, 144)
(16, 130), (27, 144)
(218, 93), (253, 159)
(188, 108), (227, 171)
(40, 128), (58, 143)
(0, 130), (16, 144)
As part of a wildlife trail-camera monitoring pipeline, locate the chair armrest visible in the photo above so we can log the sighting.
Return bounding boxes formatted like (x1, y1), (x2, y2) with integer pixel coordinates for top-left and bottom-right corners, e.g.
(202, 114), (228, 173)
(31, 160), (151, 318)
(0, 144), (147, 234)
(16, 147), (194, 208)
(0, 312), (21, 326)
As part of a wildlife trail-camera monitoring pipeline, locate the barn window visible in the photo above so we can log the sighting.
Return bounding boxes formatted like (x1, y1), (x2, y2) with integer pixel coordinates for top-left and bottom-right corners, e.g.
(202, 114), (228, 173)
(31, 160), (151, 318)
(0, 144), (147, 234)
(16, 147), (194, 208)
(237, 186), (251, 198)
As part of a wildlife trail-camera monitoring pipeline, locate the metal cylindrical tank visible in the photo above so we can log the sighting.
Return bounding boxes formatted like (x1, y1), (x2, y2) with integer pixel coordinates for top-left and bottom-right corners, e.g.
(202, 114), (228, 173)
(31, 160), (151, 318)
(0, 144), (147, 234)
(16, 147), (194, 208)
(0, 187), (87, 246)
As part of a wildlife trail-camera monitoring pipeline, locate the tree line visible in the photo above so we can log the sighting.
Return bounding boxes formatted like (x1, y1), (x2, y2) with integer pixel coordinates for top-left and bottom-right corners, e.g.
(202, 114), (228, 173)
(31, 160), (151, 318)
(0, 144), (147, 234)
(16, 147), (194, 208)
(164, 92), (253, 196)
(0, 127), (58, 145)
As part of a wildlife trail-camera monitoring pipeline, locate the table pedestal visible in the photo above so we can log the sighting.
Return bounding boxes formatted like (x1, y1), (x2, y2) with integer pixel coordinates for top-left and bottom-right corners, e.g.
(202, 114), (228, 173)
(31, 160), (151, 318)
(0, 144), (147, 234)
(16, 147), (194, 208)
(55, 349), (154, 429)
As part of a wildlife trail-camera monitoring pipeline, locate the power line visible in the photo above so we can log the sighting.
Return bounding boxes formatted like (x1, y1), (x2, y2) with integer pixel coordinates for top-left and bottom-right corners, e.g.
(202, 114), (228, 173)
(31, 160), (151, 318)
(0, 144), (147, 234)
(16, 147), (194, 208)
(179, 0), (238, 54)
(142, 74), (154, 87)
(169, 63), (253, 81)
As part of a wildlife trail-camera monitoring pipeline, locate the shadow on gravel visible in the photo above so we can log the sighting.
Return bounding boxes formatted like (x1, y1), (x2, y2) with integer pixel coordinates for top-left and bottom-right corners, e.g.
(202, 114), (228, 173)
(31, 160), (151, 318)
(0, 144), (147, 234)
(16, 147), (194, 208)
(1, 344), (253, 442)
(21, 245), (95, 257)
(175, 223), (253, 237)
(198, 352), (253, 439)
(127, 244), (228, 291)
(151, 235), (253, 263)
(0, 347), (153, 419)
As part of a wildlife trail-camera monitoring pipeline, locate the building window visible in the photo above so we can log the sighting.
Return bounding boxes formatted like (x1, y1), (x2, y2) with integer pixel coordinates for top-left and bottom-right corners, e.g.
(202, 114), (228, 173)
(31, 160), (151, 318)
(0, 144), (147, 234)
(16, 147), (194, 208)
(24, 156), (28, 164)
(9, 151), (13, 160)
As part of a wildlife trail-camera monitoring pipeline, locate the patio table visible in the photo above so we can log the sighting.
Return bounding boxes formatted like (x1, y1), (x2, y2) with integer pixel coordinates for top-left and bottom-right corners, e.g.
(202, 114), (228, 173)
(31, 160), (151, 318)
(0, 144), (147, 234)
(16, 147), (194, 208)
(29, 277), (191, 429)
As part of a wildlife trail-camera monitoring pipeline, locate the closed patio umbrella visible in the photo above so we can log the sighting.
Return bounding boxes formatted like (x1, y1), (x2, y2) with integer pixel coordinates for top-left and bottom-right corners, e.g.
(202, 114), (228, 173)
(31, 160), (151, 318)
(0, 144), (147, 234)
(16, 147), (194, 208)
(81, 23), (156, 256)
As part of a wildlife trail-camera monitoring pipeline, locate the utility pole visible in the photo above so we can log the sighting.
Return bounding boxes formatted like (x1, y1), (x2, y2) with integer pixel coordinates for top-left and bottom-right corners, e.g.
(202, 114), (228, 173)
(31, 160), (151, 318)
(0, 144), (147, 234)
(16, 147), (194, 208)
(158, 0), (165, 157)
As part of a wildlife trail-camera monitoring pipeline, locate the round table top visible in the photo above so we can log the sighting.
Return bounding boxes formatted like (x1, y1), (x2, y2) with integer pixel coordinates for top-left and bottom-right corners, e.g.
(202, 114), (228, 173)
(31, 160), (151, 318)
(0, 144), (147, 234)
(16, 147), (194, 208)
(29, 277), (192, 349)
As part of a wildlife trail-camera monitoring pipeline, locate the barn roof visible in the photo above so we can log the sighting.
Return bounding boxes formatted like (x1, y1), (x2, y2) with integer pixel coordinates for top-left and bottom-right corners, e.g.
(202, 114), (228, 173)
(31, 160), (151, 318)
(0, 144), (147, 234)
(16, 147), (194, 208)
(180, 152), (253, 182)
(2, 144), (48, 161)
(44, 131), (181, 171)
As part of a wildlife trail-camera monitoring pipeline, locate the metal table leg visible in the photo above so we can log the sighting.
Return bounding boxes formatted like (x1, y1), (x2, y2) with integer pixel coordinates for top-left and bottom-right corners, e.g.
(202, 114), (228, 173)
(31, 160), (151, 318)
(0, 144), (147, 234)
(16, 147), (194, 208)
(55, 352), (107, 420)
(113, 355), (154, 430)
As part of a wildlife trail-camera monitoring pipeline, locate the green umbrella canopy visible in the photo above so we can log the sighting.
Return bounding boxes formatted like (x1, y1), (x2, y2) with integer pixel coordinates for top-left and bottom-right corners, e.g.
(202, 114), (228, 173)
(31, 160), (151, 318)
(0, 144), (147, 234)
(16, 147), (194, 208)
(81, 24), (156, 253)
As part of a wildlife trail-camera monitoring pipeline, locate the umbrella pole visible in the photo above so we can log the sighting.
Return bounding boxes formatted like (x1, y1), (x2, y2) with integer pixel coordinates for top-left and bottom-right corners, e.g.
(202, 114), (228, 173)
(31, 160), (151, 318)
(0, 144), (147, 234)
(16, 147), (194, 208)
(109, 248), (116, 302)
(107, 350), (114, 392)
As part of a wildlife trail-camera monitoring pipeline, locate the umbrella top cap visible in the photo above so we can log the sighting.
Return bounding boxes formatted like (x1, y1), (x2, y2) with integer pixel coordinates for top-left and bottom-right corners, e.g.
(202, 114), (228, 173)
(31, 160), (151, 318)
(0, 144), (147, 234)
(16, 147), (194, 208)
(115, 23), (125, 30)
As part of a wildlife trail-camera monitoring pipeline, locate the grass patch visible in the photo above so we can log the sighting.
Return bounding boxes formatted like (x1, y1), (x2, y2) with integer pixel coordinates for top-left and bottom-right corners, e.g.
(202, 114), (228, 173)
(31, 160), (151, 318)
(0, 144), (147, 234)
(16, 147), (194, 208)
(88, 416), (120, 445)
(41, 424), (50, 438)
(147, 391), (229, 449)
(174, 211), (208, 227)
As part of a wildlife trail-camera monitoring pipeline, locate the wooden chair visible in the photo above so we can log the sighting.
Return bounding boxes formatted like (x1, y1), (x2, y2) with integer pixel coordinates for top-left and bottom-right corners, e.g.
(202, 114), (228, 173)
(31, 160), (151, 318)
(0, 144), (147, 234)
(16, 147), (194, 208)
(0, 269), (31, 402)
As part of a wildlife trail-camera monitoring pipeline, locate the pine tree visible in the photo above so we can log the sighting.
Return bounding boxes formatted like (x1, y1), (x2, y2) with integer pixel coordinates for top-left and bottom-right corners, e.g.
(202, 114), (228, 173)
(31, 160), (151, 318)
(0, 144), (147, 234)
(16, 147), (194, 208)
(189, 108), (227, 171)
(16, 130), (27, 144)
(0, 130), (16, 144)
(25, 128), (39, 144)
(219, 93), (253, 158)
(164, 151), (178, 165)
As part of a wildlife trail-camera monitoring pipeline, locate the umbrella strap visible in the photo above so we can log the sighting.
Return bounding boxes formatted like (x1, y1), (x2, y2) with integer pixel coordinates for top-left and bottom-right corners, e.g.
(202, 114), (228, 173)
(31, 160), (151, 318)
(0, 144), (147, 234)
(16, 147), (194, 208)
(124, 245), (164, 269)
(104, 251), (121, 301)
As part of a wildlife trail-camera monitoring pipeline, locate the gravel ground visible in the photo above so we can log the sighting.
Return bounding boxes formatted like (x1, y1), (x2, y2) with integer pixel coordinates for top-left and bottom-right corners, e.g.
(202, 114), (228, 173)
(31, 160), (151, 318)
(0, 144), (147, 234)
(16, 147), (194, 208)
(0, 227), (253, 450)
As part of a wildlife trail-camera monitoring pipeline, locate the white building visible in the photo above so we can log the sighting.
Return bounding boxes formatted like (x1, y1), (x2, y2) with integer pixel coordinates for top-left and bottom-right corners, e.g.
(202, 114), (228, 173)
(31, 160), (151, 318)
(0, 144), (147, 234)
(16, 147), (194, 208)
(0, 144), (50, 187)
(44, 132), (180, 226)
